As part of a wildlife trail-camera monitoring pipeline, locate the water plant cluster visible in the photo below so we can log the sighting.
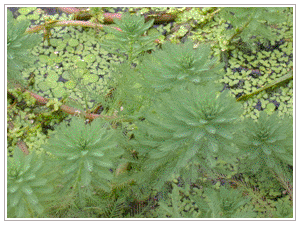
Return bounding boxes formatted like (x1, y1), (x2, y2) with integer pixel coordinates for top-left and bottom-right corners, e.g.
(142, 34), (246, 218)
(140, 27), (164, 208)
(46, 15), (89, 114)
(6, 7), (293, 218)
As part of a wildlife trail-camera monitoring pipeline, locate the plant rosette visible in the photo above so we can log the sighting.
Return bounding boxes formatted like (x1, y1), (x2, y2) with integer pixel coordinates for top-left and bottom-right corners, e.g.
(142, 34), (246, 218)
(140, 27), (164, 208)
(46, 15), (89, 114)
(133, 83), (243, 189)
(234, 111), (293, 175)
(7, 147), (58, 218)
(41, 117), (124, 196)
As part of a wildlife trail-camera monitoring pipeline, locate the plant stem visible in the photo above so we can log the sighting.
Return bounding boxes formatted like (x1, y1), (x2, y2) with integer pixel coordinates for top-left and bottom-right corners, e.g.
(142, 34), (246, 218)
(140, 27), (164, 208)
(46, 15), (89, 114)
(25, 20), (120, 34)
(25, 19), (163, 44)
(236, 70), (293, 102)
(7, 80), (116, 121)
(269, 167), (293, 201)
(228, 19), (252, 44)
(57, 7), (177, 24)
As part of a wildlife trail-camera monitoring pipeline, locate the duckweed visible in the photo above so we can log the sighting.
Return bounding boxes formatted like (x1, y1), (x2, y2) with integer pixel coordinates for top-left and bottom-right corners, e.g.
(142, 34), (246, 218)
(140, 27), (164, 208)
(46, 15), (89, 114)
(18, 7), (36, 15)
(65, 80), (77, 89)
(47, 71), (59, 81)
(76, 60), (87, 68)
(265, 103), (276, 114)
(84, 54), (96, 63)
(82, 73), (98, 83)
(38, 81), (49, 92)
(52, 86), (66, 98)
(39, 55), (49, 63)
(13, 7), (293, 122)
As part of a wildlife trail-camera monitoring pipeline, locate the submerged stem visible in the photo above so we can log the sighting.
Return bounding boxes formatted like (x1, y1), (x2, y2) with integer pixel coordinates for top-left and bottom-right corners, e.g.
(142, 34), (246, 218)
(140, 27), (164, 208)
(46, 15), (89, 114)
(236, 70), (293, 102)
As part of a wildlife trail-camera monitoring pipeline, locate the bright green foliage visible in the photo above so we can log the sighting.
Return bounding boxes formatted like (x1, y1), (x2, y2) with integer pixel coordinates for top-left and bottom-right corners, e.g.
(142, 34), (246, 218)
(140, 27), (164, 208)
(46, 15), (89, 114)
(7, 10), (41, 87)
(133, 84), (243, 189)
(157, 184), (201, 218)
(219, 7), (288, 49)
(7, 94), (50, 156)
(100, 197), (127, 218)
(101, 12), (159, 62)
(42, 117), (125, 199)
(157, 184), (256, 218)
(219, 32), (293, 119)
(198, 186), (256, 218)
(271, 197), (293, 218)
(235, 111), (293, 175)
(89, 7), (105, 24)
(6, 7), (293, 218)
(138, 40), (224, 92)
(103, 39), (224, 116)
(103, 63), (153, 115)
(7, 147), (57, 218)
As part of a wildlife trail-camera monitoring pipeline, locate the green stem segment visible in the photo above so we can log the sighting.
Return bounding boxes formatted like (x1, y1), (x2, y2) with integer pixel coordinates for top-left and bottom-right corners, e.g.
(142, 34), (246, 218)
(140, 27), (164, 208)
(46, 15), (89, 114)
(236, 70), (293, 102)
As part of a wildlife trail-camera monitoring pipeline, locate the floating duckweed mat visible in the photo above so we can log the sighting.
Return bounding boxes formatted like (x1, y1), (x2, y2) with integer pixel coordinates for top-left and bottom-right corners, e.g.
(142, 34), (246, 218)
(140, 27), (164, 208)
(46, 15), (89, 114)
(218, 38), (293, 120)
(15, 7), (293, 120)
(186, 7), (293, 120)
(7, 7), (293, 219)
(21, 10), (124, 111)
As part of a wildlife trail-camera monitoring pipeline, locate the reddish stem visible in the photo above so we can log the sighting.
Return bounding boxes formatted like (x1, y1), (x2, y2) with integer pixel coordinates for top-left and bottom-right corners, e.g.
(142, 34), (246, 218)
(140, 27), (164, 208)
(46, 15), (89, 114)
(58, 7), (176, 24)
(103, 13), (123, 23)
(25, 90), (115, 121)
(26, 20), (122, 34)
(58, 7), (81, 14)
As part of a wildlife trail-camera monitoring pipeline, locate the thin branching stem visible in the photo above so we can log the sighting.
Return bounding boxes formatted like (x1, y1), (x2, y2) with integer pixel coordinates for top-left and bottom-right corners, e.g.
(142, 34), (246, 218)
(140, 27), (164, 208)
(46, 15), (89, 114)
(7, 80), (117, 121)
(237, 70), (293, 101)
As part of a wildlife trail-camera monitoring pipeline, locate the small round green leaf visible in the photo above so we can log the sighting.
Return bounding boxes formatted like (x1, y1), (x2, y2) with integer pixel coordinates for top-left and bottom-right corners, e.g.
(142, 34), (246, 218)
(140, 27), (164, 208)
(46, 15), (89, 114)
(72, 55), (81, 62)
(26, 14), (40, 20)
(76, 60), (87, 68)
(66, 46), (74, 53)
(68, 39), (79, 47)
(39, 55), (49, 63)
(52, 86), (65, 98)
(38, 81), (50, 91)
(82, 74), (98, 83)
(50, 39), (62, 47)
(45, 79), (57, 89)
(65, 80), (77, 89)
(84, 54), (96, 63)
(265, 103), (275, 112)
(47, 71), (59, 81)
(18, 7), (36, 15)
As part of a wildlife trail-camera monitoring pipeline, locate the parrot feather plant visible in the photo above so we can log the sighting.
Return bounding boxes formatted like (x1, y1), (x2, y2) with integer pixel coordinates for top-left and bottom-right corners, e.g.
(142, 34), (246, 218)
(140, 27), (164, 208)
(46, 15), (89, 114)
(7, 10), (41, 88)
(6, 8), (293, 218)
(234, 111), (293, 195)
(41, 117), (125, 209)
(132, 83), (244, 190)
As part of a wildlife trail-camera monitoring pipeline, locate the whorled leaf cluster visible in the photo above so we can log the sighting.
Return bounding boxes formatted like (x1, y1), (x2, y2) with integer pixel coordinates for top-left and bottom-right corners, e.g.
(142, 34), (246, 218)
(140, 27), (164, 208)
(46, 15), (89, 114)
(133, 83), (243, 189)
(42, 117), (125, 198)
(101, 12), (159, 61)
(219, 7), (289, 49)
(200, 187), (256, 218)
(234, 111), (293, 174)
(7, 147), (58, 218)
(137, 40), (224, 92)
(7, 10), (41, 87)
(6, 7), (293, 218)
(157, 184), (256, 218)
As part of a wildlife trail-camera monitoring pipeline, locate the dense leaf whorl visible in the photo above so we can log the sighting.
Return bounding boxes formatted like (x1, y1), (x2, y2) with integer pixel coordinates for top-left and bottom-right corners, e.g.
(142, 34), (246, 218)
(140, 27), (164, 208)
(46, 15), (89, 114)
(7, 148), (57, 218)
(7, 10), (41, 86)
(202, 187), (256, 218)
(42, 117), (124, 193)
(234, 111), (293, 174)
(101, 12), (158, 61)
(138, 40), (224, 92)
(134, 84), (243, 188)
